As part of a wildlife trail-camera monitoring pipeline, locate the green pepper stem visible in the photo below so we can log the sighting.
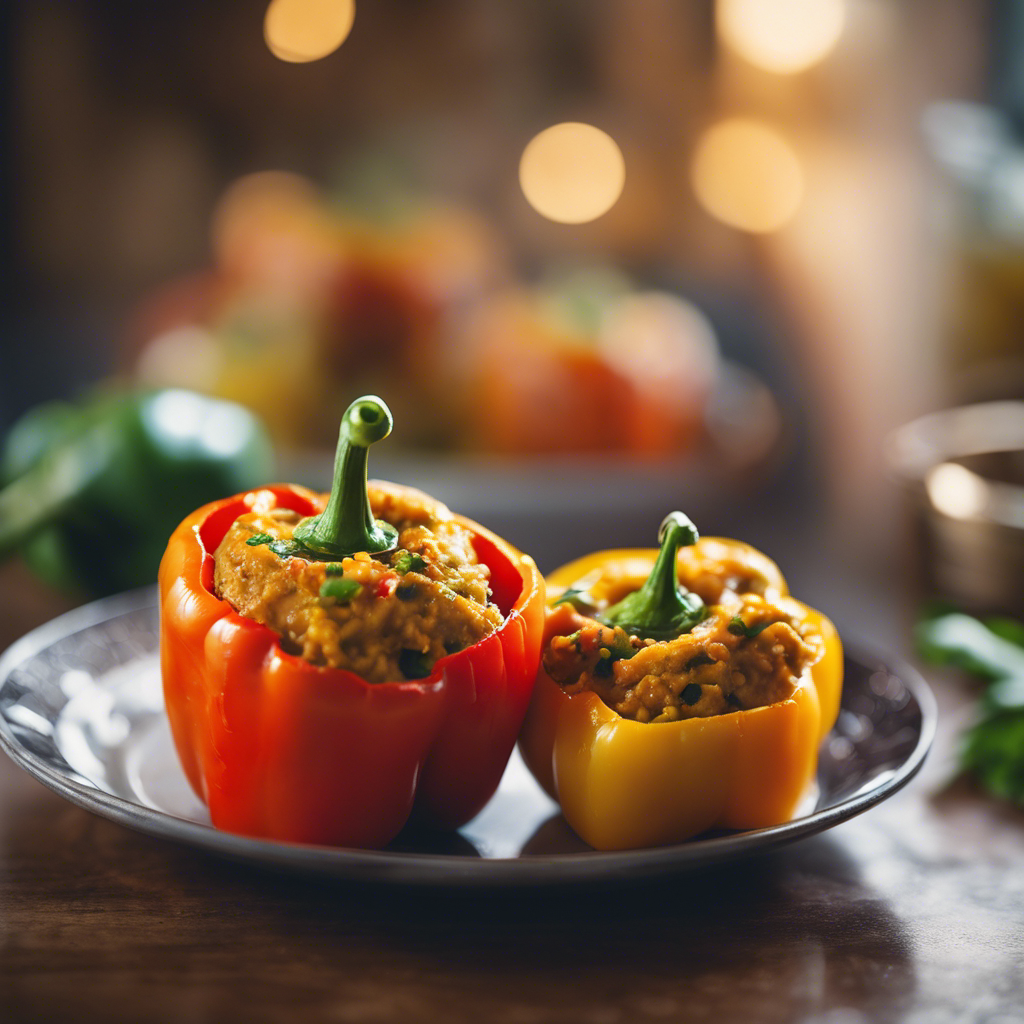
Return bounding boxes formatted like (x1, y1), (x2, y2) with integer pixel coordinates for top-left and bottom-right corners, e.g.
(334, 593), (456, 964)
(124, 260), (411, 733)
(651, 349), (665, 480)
(598, 511), (705, 641)
(292, 396), (398, 559)
(638, 513), (698, 612)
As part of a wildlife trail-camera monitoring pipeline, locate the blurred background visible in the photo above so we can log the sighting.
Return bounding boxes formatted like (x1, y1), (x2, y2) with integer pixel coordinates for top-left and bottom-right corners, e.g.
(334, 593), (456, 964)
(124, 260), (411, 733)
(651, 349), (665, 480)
(2, 0), (1023, 620)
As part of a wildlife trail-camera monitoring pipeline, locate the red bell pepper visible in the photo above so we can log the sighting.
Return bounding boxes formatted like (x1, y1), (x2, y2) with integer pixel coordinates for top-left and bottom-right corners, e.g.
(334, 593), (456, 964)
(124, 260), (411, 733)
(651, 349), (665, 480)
(158, 397), (544, 849)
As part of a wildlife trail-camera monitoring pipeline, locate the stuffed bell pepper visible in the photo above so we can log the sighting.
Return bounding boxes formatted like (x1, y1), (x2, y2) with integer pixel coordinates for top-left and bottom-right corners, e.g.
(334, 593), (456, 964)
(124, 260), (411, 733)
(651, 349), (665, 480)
(159, 396), (544, 849)
(519, 512), (842, 850)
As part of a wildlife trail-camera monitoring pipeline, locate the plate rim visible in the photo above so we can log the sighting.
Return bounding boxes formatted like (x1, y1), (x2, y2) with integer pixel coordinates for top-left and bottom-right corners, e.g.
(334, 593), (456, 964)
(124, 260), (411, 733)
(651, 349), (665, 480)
(0, 587), (938, 887)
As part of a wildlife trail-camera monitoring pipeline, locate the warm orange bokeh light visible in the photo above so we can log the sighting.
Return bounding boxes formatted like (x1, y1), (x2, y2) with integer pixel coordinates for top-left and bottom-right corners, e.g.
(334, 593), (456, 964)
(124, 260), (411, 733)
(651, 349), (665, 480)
(519, 122), (626, 225)
(692, 119), (804, 234)
(264, 0), (355, 63)
(717, 0), (845, 74)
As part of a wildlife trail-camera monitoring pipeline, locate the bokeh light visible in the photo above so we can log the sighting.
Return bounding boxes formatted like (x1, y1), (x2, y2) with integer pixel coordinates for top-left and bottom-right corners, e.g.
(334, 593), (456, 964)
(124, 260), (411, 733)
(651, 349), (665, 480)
(519, 122), (626, 224)
(927, 462), (987, 520)
(264, 0), (355, 64)
(692, 119), (804, 234)
(717, 0), (845, 74)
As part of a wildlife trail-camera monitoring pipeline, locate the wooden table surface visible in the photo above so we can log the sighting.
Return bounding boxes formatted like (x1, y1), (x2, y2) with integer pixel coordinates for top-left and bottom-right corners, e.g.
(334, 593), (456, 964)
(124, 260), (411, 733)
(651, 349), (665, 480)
(1, 548), (1023, 1024)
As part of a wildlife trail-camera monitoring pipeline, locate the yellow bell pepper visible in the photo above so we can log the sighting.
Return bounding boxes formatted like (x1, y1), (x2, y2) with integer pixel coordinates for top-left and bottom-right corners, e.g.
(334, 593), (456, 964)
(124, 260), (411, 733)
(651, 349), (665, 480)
(519, 513), (843, 851)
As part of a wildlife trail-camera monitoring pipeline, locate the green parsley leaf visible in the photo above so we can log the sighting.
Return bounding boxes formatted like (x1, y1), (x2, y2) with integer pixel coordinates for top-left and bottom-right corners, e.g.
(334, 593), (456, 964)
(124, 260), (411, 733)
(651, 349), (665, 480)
(243, 532), (311, 560)
(918, 611), (1024, 805)
(393, 550), (427, 575)
(268, 538), (309, 560)
(319, 577), (362, 603)
(728, 616), (771, 639)
(551, 586), (599, 613)
(589, 633), (637, 678)
(963, 711), (1024, 804)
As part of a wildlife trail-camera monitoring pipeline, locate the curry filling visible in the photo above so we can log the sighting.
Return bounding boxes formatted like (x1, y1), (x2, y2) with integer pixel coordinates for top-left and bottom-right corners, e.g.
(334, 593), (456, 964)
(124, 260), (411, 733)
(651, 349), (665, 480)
(544, 562), (823, 724)
(213, 486), (504, 683)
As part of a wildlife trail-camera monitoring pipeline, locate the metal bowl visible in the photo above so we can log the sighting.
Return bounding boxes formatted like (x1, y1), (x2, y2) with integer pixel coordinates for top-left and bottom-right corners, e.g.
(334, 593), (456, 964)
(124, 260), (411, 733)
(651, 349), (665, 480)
(886, 401), (1024, 615)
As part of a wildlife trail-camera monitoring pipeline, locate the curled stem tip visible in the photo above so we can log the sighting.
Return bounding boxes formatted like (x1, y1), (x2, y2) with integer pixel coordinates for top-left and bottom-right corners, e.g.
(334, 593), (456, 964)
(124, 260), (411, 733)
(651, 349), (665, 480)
(598, 511), (705, 641)
(292, 395), (398, 560)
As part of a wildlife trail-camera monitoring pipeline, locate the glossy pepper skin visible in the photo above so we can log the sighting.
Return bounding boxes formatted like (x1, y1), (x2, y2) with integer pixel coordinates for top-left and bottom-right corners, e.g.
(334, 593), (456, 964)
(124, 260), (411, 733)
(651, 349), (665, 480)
(159, 482), (544, 848)
(0, 388), (272, 596)
(519, 538), (843, 851)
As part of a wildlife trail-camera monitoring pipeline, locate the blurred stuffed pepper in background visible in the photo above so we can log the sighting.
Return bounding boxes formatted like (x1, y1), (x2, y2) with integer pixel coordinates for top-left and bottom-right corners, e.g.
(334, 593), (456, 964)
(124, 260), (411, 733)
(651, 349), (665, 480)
(519, 512), (843, 850)
(460, 270), (720, 457)
(130, 170), (508, 451)
(159, 396), (544, 848)
(125, 169), (769, 464)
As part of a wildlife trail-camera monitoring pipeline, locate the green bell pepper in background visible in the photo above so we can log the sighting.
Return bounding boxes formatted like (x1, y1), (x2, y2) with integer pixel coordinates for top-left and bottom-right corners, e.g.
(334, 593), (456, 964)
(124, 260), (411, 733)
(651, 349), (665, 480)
(918, 612), (1024, 805)
(0, 388), (273, 597)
